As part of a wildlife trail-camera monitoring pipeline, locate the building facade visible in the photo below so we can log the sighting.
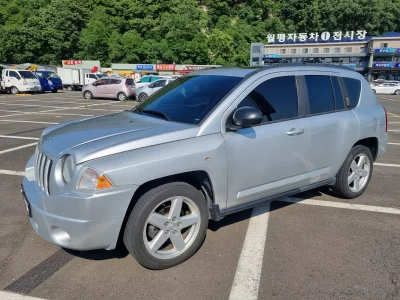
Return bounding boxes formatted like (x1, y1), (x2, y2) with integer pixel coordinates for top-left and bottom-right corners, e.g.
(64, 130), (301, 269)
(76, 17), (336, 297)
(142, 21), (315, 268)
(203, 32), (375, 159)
(251, 31), (400, 81)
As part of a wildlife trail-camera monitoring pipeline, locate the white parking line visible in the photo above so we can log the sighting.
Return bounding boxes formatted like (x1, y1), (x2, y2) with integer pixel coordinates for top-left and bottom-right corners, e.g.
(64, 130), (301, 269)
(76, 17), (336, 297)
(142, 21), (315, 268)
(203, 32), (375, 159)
(0, 142), (37, 154)
(229, 203), (270, 300)
(389, 122), (400, 124)
(0, 291), (46, 300)
(389, 143), (400, 145)
(0, 109), (94, 117)
(375, 163), (400, 168)
(0, 120), (58, 125)
(0, 170), (25, 176)
(388, 130), (400, 132)
(0, 135), (39, 140)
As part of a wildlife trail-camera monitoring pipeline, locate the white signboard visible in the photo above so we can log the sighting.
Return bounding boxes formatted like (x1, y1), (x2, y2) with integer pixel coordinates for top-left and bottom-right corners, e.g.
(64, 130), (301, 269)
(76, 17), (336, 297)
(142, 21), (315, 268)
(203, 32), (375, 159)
(266, 30), (367, 43)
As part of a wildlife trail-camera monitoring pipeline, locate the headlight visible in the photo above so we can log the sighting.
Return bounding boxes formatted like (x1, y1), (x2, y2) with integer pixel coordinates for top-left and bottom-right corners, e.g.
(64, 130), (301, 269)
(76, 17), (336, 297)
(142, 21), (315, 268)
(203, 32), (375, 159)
(78, 168), (114, 190)
(62, 155), (75, 184)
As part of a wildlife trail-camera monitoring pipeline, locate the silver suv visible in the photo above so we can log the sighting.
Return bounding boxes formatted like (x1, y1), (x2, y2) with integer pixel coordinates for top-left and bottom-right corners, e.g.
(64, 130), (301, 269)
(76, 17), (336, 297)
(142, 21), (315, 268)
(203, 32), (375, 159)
(22, 65), (389, 269)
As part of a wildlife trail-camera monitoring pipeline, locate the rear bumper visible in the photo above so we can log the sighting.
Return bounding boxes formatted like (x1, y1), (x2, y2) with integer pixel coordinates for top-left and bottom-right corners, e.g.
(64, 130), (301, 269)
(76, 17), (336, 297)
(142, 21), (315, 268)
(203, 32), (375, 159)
(22, 156), (138, 251)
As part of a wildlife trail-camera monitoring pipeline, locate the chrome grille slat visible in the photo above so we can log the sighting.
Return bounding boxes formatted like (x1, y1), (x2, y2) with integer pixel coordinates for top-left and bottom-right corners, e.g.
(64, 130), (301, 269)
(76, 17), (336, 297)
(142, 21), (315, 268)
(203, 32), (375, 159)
(35, 149), (53, 195)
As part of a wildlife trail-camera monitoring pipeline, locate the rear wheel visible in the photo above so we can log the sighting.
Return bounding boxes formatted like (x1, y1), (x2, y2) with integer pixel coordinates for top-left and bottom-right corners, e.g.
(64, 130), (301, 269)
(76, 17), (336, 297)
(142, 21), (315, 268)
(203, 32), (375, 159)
(332, 145), (373, 199)
(83, 91), (93, 99)
(67, 85), (74, 92)
(117, 92), (127, 101)
(138, 92), (148, 102)
(395, 90), (400, 95)
(123, 182), (208, 270)
(11, 86), (19, 95)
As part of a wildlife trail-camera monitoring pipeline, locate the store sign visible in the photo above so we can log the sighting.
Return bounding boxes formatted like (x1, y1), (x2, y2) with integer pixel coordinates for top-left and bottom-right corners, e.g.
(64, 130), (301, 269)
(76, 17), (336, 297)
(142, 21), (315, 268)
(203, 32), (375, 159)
(267, 30), (367, 43)
(263, 54), (279, 58)
(136, 64), (154, 70)
(372, 62), (393, 68)
(63, 60), (83, 65)
(156, 64), (175, 71)
(375, 48), (394, 53)
(182, 65), (209, 71)
(395, 63), (400, 68)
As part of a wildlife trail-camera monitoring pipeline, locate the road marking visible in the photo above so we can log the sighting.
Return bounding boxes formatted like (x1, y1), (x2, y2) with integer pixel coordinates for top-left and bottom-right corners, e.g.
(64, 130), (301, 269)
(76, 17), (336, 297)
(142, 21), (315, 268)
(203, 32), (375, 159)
(0, 135), (39, 140)
(283, 197), (400, 215)
(0, 120), (58, 125)
(0, 170), (25, 176)
(388, 112), (400, 117)
(0, 142), (37, 154)
(388, 122), (400, 124)
(0, 109), (94, 117)
(0, 291), (47, 300)
(229, 203), (270, 300)
(389, 143), (400, 145)
(374, 163), (400, 168)
(388, 130), (400, 132)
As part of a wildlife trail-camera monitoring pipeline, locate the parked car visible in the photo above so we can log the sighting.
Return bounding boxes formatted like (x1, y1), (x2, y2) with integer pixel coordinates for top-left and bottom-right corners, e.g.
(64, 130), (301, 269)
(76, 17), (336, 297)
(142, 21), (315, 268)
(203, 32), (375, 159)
(135, 75), (170, 89)
(137, 78), (175, 101)
(22, 65), (388, 269)
(33, 70), (63, 93)
(371, 82), (400, 94)
(1, 69), (41, 94)
(82, 77), (136, 100)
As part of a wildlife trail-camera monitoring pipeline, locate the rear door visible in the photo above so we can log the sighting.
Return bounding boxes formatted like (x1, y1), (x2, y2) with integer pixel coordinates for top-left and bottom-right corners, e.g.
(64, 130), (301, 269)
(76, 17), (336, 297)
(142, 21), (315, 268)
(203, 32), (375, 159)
(302, 74), (359, 183)
(106, 78), (121, 97)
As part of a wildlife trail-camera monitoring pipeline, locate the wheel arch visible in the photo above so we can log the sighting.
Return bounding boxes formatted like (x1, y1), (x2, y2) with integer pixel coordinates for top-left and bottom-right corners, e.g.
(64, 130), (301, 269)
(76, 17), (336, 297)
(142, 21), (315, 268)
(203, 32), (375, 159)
(117, 170), (217, 245)
(353, 137), (378, 161)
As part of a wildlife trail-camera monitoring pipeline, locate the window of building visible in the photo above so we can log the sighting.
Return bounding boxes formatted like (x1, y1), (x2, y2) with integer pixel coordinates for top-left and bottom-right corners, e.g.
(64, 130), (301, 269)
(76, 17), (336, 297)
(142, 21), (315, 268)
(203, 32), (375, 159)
(302, 48), (309, 54)
(345, 47), (352, 53)
(331, 77), (345, 110)
(343, 78), (361, 108)
(380, 43), (388, 48)
(313, 48), (319, 53)
(323, 48), (330, 53)
(239, 76), (298, 123)
(280, 49), (286, 54)
(305, 75), (335, 114)
(334, 48), (341, 53)
(291, 49), (297, 54)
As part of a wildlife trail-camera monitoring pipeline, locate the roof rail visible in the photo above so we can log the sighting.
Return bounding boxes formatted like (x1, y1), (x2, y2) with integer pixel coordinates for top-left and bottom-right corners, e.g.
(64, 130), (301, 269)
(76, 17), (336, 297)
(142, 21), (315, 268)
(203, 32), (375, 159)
(258, 62), (357, 71)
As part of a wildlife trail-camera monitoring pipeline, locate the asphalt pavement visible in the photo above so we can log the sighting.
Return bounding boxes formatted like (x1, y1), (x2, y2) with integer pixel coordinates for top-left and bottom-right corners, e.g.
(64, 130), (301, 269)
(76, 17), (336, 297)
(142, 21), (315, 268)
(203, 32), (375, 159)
(0, 91), (399, 300)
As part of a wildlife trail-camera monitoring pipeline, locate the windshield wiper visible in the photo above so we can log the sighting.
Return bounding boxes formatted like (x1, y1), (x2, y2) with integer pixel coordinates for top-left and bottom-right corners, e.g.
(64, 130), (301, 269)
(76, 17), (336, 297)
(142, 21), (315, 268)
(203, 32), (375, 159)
(141, 109), (173, 121)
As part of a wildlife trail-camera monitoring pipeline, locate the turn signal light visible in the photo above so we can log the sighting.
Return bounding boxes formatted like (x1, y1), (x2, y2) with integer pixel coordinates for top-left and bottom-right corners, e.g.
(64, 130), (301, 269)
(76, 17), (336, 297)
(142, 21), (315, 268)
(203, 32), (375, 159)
(96, 175), (113, 189)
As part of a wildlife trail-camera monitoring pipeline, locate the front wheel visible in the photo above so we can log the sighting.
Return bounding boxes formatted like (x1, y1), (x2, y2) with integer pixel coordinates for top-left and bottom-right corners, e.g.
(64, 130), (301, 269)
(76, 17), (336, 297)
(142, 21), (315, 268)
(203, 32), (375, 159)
(83, 91), (93, 99)
(332, 145), (373, 199)
(138, 92), (148, 102)
(117, 92), (127, 101)
(11, 86), (19, 95)
(395, 90), (400, 95)
(123, 182), (209, 269)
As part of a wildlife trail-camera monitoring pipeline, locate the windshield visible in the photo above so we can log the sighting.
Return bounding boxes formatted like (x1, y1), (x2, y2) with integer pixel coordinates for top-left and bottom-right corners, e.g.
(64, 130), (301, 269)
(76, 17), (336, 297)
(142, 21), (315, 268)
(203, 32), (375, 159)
(135, 75), (242, 125)
(19, 71), (37, 79)
(46, 72), (60, 78)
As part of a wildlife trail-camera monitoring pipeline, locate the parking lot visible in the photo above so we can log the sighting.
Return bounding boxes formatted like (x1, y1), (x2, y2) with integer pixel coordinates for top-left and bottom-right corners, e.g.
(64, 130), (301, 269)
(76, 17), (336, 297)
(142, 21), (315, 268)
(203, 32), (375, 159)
(0, 91), (399, 300)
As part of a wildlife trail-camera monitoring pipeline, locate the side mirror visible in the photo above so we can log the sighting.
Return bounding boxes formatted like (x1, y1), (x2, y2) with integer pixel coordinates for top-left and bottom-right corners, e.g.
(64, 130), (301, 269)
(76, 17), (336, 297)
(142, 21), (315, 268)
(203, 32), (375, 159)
(231, 106), (262, 129)
(92, 83), (97, 86)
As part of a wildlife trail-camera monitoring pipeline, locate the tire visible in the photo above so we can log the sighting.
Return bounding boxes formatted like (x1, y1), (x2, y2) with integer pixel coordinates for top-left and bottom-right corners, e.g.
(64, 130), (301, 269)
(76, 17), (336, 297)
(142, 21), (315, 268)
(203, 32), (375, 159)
(395, 90), (400, 95)
(51, 89), (58, 93)
(372, 89), (376, 94)
(138, 92), (148, 102)
(83, 91), (93, 99)
(67, 85), (74, 92)
(117, 92), (127, 101)
(11, 86), (19, 95)
(332, 145), (373, 199)
(123, 182), (209, 270)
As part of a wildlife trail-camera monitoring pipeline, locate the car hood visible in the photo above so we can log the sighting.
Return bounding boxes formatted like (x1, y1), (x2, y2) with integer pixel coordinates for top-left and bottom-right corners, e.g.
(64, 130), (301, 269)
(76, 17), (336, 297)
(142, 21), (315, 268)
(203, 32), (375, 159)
(40, 111), (199, 163)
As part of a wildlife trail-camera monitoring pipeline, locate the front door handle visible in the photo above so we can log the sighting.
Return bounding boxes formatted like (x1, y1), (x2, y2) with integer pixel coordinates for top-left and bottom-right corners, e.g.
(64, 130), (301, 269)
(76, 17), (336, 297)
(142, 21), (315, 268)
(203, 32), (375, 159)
(287, 128), (304, 136)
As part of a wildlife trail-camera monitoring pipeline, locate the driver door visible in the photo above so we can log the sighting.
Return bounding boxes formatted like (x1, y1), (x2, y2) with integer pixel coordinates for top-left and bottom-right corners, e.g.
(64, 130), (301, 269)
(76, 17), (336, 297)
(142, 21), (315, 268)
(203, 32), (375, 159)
(222, 74), (309, 209)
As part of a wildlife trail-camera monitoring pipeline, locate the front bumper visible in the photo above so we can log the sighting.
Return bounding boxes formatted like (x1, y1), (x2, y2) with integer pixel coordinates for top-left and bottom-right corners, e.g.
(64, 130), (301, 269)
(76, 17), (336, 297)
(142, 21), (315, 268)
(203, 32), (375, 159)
(19, 85), (41, 92)
(22, 156), (138, 251)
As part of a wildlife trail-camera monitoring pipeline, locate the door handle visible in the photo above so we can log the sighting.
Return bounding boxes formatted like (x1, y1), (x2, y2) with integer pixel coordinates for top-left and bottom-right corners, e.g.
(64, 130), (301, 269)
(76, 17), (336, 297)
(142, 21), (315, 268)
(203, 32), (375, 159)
(287, 128), (304, 136)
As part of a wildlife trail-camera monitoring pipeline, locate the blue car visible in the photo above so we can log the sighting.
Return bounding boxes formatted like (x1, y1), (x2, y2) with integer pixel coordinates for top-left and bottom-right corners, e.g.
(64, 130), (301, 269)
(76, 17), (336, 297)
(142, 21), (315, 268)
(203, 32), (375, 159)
(33, 70), (63, 93)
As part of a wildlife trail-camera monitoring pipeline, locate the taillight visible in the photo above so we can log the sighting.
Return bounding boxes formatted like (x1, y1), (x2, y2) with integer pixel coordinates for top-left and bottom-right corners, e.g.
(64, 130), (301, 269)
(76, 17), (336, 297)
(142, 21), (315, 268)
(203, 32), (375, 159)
(383, 106), (388, 132)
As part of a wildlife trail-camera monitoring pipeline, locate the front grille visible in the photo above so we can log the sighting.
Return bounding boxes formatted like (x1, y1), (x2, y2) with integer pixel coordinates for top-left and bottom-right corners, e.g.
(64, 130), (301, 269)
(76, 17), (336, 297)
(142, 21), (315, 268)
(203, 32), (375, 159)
(35, 149), (53, 195)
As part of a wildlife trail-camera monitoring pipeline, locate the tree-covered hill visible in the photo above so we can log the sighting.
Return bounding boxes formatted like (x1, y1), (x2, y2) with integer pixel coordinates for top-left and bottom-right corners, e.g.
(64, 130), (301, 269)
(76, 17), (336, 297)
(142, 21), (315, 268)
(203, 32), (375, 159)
(1, 0), (399, 66)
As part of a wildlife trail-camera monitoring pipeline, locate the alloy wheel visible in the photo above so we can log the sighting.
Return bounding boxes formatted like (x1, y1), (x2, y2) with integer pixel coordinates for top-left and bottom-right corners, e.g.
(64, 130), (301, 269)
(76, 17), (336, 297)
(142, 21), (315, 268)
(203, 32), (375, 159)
(348, 153), (371, 192)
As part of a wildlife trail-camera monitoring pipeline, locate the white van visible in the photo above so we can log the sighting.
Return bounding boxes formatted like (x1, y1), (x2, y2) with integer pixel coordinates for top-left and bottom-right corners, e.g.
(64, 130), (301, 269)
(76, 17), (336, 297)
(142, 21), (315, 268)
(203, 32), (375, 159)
(57, 68), (106, 91)
(1, 69), (41, 94)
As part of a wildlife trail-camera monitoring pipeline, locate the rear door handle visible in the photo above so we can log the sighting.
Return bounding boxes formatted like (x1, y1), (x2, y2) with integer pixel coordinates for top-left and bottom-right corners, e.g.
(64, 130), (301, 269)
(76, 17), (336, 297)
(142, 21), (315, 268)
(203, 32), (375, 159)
(287, 128), (304, 136)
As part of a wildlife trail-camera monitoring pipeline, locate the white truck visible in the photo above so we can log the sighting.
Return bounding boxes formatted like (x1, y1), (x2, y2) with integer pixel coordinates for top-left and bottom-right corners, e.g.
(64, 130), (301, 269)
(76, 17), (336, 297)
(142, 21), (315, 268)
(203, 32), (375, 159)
(56, 68), (106, 91)
(0, 69), (41, 94)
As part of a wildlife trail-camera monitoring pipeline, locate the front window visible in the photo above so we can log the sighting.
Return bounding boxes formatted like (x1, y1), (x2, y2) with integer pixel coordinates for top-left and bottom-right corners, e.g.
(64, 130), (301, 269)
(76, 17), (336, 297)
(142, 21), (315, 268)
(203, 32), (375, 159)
(46, 72), (60, 78)
(19, 71), (37, 79)
(35, 72), (45, 79)
(134, 75), (242, 125)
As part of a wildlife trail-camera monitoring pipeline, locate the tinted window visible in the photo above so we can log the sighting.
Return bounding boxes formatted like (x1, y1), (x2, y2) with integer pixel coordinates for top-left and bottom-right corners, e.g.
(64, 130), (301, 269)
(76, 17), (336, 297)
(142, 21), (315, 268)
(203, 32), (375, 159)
(126, 79), (134, 86)
(95, 79), (108, 86)
(89, 74), (97, 79)
(19, 71), (37, 79)
(305, 75), (335, 114)
(153, 80), (166, 88)
(343, 78), (361, 108)
(9, 71), (18, 77)
(331, 77), (345, 110)
(110, 79), (121, 84)
(135, 75), (241, 124)
(241, 76), (298, 122)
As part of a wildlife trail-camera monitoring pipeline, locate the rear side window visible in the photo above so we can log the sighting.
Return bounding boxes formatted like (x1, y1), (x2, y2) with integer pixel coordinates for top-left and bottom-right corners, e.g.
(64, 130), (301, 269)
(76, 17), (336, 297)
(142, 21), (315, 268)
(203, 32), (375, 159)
(343, 78), (361, 108)
(242, 76), (298, 122)
(305, 75), (335, 114)
(126, 79), (134, 85)
(331, 77), (345, 110)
